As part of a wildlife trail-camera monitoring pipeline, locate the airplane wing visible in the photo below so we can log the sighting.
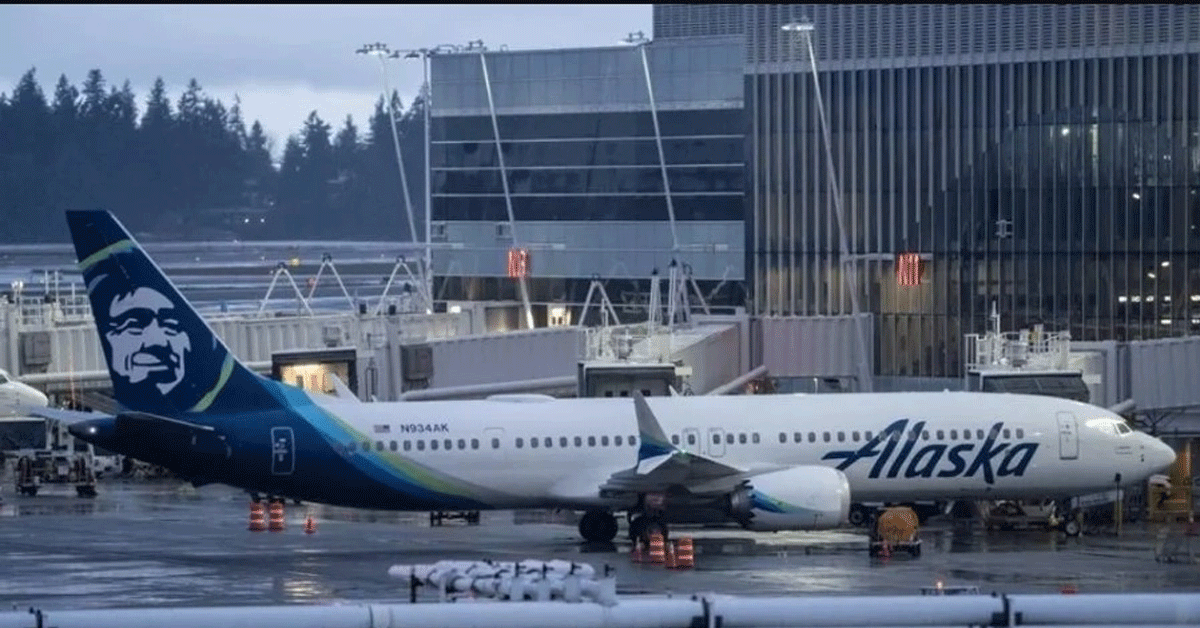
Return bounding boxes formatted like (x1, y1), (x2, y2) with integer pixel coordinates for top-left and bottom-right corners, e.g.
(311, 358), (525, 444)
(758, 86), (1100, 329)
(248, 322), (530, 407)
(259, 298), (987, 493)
(599, 391), (759, 496)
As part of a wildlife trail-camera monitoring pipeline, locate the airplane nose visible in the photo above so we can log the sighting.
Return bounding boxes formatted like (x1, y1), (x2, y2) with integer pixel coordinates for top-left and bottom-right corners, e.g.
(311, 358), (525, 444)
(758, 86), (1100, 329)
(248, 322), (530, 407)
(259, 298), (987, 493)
(1148, 436), (1177, 473)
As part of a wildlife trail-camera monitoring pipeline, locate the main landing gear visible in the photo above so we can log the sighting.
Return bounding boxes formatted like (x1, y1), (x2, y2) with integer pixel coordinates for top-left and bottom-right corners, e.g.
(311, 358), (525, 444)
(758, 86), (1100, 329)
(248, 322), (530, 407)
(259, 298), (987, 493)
(578, 509), (619, 543)
(627, 513), (668, 544)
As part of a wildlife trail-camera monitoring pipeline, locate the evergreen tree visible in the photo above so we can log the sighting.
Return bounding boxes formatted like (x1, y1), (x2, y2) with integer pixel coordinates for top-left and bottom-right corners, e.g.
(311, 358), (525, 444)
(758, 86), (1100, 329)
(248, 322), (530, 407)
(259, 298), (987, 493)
(1, 69), (53, 239)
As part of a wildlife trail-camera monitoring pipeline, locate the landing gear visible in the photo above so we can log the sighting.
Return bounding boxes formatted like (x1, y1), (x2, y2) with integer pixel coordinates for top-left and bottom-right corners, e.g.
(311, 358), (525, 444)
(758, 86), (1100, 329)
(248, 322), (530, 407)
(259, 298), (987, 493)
(578, 509), (618, 543)
(628, 514), (668, 544)
(848, 504), (871, 527)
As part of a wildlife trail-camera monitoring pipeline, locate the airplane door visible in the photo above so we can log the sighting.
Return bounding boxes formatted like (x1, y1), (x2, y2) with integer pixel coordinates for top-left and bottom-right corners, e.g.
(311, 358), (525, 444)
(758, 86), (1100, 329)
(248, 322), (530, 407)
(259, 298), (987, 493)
(1056, 412), (1079, 460)
(682, 428), (702, 455)
(708, 428), (726, 457)
(271, 427), (295, 475)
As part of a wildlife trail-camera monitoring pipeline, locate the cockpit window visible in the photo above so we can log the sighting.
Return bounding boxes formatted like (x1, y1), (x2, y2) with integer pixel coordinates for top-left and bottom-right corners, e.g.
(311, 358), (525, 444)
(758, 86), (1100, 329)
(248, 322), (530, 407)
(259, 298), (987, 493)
(1085, 418), (1128, 436)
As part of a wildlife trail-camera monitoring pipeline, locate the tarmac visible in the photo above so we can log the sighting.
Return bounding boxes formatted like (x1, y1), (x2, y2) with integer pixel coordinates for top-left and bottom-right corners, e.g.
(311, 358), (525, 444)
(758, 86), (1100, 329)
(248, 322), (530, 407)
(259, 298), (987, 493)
(2, 481), (1199, 611)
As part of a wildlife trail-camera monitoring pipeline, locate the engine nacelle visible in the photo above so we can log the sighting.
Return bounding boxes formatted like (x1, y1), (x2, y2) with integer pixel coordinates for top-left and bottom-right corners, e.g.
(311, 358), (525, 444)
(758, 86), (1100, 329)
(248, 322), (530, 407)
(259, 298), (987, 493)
(728, 466), (851, 531)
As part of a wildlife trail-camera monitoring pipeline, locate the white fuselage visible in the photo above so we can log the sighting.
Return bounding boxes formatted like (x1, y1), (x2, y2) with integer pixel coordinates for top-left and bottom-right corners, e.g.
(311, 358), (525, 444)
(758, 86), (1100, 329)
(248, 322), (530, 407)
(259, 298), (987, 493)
(310, 391), (1174, 510)
(0, 369), (49, 418)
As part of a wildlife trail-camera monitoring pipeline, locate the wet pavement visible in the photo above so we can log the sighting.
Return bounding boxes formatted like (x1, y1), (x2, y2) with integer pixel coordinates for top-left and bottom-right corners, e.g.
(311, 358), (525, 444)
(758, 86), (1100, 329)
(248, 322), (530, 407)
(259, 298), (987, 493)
(2, 481), (1199, 611)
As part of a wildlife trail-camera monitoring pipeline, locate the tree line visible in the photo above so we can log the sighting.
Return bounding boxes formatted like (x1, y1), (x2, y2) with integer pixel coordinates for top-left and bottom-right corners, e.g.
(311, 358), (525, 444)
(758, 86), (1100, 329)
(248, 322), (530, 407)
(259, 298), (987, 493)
(0, 68), (425, 242)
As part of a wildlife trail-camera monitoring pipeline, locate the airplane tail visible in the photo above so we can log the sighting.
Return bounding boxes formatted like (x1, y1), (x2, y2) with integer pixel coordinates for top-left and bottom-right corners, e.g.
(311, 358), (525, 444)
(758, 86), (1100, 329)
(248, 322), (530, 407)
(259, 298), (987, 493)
(66, 210), (285, 418)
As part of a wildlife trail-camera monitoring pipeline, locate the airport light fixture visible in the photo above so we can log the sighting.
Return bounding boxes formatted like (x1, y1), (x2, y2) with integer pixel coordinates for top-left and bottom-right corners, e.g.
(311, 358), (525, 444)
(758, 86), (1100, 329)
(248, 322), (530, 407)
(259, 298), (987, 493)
(780, 20), (874, 392)
(356, 42), (419, 258)
(390, 43), (464, 314)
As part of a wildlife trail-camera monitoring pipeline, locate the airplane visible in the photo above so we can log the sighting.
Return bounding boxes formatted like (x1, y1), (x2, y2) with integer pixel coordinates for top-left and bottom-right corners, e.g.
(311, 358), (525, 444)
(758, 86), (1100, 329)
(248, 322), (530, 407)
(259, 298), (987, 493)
(0, 368), (49, 417)
(26, 209), (1176, 544)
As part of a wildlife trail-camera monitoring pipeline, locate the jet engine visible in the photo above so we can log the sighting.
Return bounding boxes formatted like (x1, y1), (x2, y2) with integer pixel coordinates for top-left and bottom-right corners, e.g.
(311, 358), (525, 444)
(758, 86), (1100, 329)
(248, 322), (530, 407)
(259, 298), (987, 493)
(728, 466), (851, 531)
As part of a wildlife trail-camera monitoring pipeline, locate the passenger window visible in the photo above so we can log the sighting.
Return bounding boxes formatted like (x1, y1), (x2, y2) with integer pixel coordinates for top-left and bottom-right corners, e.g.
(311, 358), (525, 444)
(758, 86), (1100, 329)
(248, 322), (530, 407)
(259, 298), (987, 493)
(921, 431), (929, 440)
(1016, 428), (1025, 438)
(936, 430), (944, 440)
(976, 430), (985, 440)
(588, 436), (596, 446)
(404, 440), (412, 451)
(375, 441), (384, 451)
(560, 437), (568, 447)
(417, 440), (425, 451)
(864, 431), (873, 440)
(389, 441), (398, 452)
(908, 431), (918, 442)
(1002, 429), (1011, 439)
(752, 433), (760, 444)
(531, 438), (539, 448)
(601, 436), (610, 446)
(793, 432), (801, 443)
(738, 433), (746, 444)
(457, 439), (466, 450)
(430, 440), (439, 451)
(491, 438), (500, 449)
(726, 433), (734, 444)
(687, 433), (696, 445)
(574, 436), (583, 447)
(544, 437), (552, 448)
(852, 431), (860, 442)
(363, 440), (371, 451)
(630, 435), (636, 445)
(615, 436), (623, 446)
(471, 438), (480, 450)
(516, 438), (524, 448)
(808, 432), (816, 443)
(444, 439), (452, 450)
(823, 432), (831, 443)
(672, 434), (680, 445)
(713, 433), (720, 444)
(837, 431), (845, 442)
(780, 432), (787, 444)
(949, 430), (957, 440)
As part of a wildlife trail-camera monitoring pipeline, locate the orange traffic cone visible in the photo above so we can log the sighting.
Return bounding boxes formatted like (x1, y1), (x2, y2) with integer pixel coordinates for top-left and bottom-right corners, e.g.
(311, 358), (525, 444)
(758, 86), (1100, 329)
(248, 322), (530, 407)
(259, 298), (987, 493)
(304, 515), (316, 534)
(648, 533), (665, 564)
(675, 537), (695, 569)
(268, 501), (285, 532)
(248, 502), (266, 532)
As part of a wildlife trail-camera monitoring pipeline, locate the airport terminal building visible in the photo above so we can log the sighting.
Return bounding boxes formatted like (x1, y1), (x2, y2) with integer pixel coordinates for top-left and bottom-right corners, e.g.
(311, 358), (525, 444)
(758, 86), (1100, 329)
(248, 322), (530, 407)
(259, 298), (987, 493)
(429, 4), (1200, 379)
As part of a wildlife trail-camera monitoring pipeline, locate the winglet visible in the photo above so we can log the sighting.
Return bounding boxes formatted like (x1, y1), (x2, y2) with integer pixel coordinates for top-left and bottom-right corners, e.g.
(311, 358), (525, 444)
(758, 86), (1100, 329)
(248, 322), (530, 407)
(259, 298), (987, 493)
(634, 391), (675, 462)
(328, 373), (361, 402)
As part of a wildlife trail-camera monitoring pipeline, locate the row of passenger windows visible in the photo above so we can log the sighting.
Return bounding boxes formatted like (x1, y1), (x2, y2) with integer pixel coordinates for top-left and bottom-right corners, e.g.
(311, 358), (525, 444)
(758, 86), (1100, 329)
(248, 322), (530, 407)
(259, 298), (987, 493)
(664, 427), (1027, 447)
(775, 427), (1027, 444)
(349, 426), (1030, 454)
(348, 434), (639, 454)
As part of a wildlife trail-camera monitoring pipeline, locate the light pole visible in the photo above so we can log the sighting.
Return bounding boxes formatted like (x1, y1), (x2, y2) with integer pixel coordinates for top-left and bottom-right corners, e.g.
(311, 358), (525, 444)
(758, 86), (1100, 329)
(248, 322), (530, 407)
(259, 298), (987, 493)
(781, 20), (873, 392)
(356, 43), (420, 278)
(396, 44), (462, 315)
(620, 30), (680, 253)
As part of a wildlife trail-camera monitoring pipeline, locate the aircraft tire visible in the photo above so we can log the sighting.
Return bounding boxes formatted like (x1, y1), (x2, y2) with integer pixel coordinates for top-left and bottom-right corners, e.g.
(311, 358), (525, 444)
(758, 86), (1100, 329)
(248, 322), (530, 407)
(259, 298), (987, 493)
(848, 504), (869, 527)
(579, 509), (618, 543)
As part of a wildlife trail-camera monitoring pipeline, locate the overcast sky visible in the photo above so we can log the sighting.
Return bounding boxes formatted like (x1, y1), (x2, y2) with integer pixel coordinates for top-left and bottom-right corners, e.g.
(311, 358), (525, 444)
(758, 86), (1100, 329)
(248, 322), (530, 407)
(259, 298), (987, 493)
(0, 4), (651, 157)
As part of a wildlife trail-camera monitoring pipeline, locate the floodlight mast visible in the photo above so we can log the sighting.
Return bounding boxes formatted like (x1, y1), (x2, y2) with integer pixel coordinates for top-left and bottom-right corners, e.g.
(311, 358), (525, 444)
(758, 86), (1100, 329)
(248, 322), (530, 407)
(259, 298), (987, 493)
(780, 20), (874, 392)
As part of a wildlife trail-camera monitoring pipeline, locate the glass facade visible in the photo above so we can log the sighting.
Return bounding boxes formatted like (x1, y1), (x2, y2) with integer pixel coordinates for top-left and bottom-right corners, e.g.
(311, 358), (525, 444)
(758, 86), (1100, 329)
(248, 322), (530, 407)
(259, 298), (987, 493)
(429, 39), (746, 311)
(726, 4), (1200, 378)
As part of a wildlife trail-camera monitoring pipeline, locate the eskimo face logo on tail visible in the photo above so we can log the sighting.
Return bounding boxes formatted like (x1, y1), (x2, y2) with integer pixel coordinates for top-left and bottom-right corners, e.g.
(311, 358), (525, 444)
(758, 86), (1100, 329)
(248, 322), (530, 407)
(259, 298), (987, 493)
(821, 419), (1039, 484)
(82, 247), (225, 415)
(105, 286), (191, 395)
